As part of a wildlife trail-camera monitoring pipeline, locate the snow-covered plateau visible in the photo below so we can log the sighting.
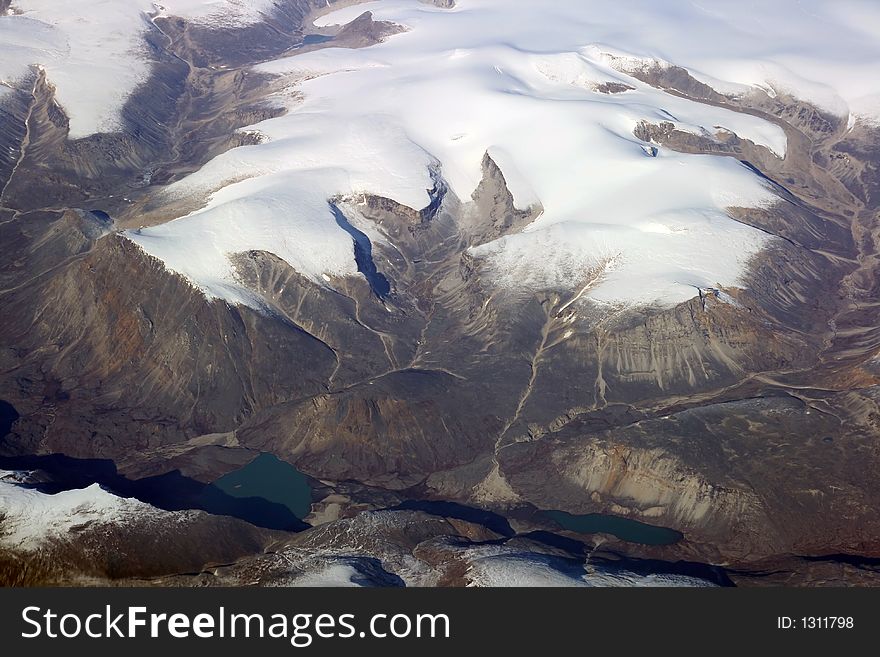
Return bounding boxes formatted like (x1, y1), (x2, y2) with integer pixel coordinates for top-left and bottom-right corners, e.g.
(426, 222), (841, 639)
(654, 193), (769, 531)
(126, 0), (880, 308)
(4, 0), (879, 307)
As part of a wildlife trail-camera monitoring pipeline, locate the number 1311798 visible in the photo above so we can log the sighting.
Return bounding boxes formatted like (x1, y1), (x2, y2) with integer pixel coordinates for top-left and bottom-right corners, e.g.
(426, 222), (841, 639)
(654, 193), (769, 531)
(777, 617), (854, 629)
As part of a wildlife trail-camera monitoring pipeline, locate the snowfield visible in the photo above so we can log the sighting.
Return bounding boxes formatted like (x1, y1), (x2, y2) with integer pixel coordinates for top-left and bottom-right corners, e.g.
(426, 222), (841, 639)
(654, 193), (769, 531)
(288, 562), (371, 587)
(466, 557), (716, 587)
(461, 544), (716, 587)
(3, 0), (879, 307)
(131, 0), (793, 307)
(1, 1), (278, 138)
(0, 16), (64, 102)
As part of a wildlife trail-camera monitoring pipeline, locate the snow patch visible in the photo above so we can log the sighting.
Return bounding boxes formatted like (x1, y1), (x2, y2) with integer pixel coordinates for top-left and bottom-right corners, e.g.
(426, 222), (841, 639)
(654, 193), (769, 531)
(154, 1), (278, 27)
(0, 477), (153, 551)
(463, 545), (716, 587)
(288, 563), (369, 587)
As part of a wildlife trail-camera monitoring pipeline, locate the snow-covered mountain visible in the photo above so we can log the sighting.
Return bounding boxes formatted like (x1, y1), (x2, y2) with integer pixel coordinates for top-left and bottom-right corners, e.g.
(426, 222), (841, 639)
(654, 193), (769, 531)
(0, 469), (158, 551)
(3, 1), (877, 307)
(121, 0), (877, 308)
(0, 1), (278, 138)
(0, 469), (291, 585)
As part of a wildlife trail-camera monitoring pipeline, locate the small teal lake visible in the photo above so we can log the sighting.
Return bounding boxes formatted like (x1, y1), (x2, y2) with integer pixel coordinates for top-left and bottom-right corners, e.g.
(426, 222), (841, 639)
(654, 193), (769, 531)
(301, 34), (334, 46)
(211, 453), (312, 519)
(544, 510), (682, 545)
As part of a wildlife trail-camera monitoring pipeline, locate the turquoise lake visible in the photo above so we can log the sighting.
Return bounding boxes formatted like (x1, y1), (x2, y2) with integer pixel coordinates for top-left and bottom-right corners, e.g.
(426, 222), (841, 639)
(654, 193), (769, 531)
(205, 453), (313, 525)
(544, 510), (683, 545)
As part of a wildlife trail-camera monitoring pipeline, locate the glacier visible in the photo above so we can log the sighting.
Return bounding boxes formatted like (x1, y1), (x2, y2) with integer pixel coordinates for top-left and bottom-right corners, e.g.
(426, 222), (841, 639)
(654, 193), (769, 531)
(130, 0), (789, 307)
(4, 0), (879, 307)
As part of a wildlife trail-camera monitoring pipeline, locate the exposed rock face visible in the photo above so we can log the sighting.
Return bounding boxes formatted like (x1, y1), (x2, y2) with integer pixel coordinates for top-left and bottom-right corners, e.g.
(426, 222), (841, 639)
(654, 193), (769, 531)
(238, 370), (502, 488)
(332, 10), (407, 47)
(0, 231), (336, 459)
(497, 392), (880, 562)
(467, 153), (541, 246)
(1, 0), (880, 586)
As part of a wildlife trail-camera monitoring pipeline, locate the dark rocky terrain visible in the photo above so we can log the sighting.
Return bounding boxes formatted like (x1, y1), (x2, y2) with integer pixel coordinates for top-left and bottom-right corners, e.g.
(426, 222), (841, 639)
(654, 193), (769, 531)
(1, 0), (879, 586)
